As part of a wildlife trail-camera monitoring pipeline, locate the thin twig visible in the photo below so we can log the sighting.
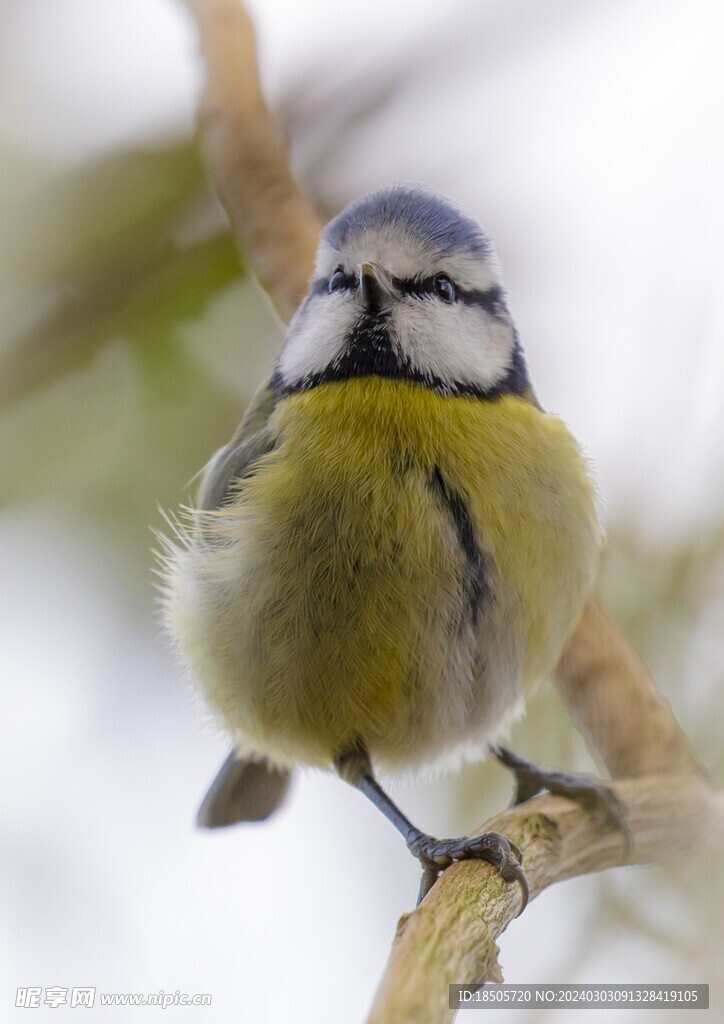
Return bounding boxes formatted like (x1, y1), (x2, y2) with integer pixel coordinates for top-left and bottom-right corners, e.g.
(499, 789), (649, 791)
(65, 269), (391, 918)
(182, 0), (321, 321)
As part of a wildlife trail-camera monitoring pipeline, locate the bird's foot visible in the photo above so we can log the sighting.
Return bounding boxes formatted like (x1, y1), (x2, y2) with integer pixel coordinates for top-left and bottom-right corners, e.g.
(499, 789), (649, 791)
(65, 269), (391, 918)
(406, 828), (529, 912)
(491, 745), (630, 856)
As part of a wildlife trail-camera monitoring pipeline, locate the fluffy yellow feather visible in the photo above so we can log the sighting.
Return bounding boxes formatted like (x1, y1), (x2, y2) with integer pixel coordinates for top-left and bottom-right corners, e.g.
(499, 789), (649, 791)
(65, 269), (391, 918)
(166, 376), (600, 772)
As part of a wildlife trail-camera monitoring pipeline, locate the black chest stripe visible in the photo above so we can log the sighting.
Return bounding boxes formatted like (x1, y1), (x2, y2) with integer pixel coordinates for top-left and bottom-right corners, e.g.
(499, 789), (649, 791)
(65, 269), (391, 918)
(430, 467), (488, 625)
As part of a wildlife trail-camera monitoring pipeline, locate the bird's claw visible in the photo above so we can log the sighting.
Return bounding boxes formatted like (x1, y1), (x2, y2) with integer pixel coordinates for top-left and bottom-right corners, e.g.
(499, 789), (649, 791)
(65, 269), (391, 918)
(491, 745), (631, 858)
(407, 828), (529, 913)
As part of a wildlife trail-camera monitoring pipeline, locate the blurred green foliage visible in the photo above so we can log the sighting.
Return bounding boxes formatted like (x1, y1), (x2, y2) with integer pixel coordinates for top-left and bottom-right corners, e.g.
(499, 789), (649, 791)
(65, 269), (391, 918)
(0, 139), (282, 568)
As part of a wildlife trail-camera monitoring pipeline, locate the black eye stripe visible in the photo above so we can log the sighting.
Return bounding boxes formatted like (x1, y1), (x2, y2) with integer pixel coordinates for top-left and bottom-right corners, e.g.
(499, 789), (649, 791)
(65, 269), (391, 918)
(425, 281), (502, 314)
(308, 272), (357, 298)
(459, 285), (506, 314)
(309, 273), (507, 316)
(396, 278), (506, 314)
(327, 267), (358, 293)
(394, 276), (439, 297)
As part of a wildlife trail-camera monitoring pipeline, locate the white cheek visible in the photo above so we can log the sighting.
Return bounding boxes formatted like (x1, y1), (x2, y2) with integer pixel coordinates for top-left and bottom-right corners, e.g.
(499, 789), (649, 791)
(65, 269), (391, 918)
(276, 295), (354, 384)
(394, 301), (514, 390)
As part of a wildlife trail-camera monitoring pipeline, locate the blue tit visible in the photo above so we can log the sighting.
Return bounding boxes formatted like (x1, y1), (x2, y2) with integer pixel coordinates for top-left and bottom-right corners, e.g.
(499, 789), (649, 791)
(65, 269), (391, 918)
(160, 185), (608, 906)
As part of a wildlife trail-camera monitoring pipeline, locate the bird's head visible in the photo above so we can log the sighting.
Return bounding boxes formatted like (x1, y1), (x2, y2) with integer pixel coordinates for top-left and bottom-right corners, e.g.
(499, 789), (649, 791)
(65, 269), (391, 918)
(273, 185), (529, 398)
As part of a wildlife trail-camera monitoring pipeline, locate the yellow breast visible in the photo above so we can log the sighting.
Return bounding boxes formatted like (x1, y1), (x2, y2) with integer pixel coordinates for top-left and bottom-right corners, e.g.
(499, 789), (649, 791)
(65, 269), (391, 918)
(271, 377), (600, 679)
(174, 377), (600, 769)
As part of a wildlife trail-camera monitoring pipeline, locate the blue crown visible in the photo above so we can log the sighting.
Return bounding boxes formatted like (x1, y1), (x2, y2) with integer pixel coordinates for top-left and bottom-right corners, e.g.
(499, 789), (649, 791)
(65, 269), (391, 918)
(324, 185), (492, 258)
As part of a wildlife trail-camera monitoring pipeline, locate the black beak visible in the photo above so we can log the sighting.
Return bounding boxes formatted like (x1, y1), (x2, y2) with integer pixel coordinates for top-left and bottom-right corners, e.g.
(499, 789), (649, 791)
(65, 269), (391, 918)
(358, 262), (395, 312)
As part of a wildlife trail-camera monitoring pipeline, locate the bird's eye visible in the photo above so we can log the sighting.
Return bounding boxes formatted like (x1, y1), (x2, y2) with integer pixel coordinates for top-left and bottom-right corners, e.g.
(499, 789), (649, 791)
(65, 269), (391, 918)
(328, 268), (347, 293)
(433, 273), (455, 303)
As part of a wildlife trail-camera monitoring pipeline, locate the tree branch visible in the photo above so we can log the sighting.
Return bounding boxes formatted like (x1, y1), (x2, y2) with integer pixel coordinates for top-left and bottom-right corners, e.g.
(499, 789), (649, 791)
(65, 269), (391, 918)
(366, 775), (723, 1024)
(555, 594), (702, 779)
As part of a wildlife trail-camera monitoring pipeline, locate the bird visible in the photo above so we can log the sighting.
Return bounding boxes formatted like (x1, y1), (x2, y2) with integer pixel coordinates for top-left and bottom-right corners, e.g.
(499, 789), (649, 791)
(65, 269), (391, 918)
(160, 184), (621, 908)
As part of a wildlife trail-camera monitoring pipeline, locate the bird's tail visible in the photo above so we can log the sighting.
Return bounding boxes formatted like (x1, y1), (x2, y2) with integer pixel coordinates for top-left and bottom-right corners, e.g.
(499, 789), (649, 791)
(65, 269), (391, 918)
(197, 751), (291, 828)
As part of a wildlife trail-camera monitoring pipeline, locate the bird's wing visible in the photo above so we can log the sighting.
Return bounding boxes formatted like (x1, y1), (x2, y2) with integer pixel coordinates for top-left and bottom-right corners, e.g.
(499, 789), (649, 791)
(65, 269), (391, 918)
(197, 752), (292, 828)
(197, 377), (279, 511)
(195, 378), (293, 825)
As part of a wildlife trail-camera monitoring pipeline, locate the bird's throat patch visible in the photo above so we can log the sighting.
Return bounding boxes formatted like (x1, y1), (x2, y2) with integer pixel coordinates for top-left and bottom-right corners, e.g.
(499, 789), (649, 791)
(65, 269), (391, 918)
(335, 312), (401, 379)
(272, 311), (531, 400)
